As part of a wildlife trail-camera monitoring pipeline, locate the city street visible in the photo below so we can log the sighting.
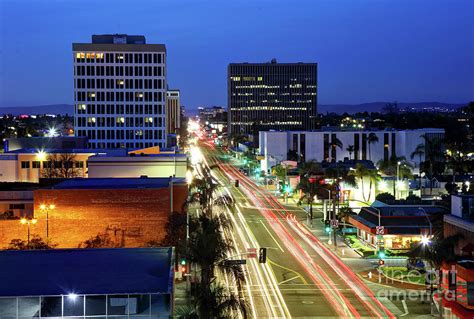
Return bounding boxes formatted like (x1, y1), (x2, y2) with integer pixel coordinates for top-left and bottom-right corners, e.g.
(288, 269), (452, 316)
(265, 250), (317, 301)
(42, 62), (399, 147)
(198, 141), (403, 318)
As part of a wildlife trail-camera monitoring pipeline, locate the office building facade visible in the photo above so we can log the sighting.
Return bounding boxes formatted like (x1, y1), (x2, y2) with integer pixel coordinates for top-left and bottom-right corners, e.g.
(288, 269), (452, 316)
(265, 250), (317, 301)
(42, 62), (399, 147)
(73, 34), (167, 149)
(228, 61), (317, 136)
(165, 89), (181, 135)
(259, 128), (445, 173)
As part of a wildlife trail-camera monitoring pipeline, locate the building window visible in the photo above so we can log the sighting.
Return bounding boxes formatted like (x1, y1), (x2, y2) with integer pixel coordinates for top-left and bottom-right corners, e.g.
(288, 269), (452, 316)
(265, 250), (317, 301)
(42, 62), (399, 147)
(32, 161), (41, 168)
(21, 161), (30, 169)
(384, 133), (389, 161)
(323, 134), (329, 161)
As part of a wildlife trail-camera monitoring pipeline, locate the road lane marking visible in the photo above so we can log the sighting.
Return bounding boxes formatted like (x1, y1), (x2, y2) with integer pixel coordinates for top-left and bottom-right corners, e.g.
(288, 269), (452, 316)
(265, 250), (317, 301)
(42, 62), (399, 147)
(260, 220), (285, 252)
(268, 259), (309, 285)
(278, 276), (301, 285)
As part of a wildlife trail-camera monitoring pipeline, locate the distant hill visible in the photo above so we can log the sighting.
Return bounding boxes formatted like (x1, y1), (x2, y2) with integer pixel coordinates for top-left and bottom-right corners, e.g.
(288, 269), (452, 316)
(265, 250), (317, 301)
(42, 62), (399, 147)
(318, 102), (467, 114)
(0, 104), (74, 116)
(0, 101), (468, 116)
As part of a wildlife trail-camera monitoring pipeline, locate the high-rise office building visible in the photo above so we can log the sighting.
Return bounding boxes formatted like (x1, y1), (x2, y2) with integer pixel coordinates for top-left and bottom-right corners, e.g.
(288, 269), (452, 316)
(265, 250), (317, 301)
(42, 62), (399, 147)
(73, 34), (167, 149)
(228, 60), (317, 136)
(165, 89), (181, 135)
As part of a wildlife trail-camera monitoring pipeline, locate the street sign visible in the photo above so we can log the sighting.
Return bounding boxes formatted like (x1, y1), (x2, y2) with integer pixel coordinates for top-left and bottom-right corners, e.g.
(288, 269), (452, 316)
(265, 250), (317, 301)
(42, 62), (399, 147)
(247, 248), (257, 258)
(375, 226), (385, 235)
(330, 220), (339, 228)
(223, 259), (247, 266)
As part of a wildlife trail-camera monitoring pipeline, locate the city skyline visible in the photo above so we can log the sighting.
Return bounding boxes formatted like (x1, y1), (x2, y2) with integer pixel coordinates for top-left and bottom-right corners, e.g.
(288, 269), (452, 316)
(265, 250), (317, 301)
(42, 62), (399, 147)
(1, 0), (473, 110)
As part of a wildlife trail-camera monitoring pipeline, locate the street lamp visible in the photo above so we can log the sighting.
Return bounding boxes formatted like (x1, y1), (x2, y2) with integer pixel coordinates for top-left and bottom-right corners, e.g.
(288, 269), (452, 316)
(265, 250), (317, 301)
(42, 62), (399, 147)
(39, 204), (55, 239)
(20, 217), (37, 244)
(418, 207), (435, 316)
(396, 161), (401, 199)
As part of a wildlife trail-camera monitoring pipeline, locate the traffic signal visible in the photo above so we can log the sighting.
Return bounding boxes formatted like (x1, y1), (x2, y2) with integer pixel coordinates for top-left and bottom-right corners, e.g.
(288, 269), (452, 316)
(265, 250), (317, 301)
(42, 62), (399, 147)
(259, 247), (267, 263)
(324, 220), (331, 233)
(181, 265), (187, 273)
(235, 179), (239, 187)
(180, 258), (186, 266)
(378, 259), (385, 266)
(377, 248), (386, 259)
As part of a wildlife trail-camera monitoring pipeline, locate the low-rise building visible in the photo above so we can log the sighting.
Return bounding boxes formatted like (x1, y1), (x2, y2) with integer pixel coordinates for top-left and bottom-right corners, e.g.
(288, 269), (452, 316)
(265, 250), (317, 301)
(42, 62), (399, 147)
(0, 248), (174, 318)
(0, 146), (187, 183)
(0, 177), (188, 249)
(348, 204), (447, 250)
(440, 195), (474, 318)
(258, 128), (445, 174)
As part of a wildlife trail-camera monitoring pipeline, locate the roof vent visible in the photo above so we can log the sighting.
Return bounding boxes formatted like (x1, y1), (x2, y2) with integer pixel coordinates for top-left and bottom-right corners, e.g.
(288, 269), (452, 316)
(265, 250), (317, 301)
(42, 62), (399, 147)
(140, 175), (148, 179)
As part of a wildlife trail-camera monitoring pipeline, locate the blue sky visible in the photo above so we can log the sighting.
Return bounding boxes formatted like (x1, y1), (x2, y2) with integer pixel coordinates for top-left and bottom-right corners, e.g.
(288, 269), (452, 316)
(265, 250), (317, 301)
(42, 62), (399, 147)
(0, 0), (472, 109)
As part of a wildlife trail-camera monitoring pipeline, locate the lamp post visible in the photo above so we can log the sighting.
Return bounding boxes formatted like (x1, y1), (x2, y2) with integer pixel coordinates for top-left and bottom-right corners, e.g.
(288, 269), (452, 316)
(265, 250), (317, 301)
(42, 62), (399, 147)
(39, 204), (55, 239)
(20, 217), (37, 244)
(396, 161), (401, 199)
(307, 177), (317, 227)
(418, 207), (435, 316)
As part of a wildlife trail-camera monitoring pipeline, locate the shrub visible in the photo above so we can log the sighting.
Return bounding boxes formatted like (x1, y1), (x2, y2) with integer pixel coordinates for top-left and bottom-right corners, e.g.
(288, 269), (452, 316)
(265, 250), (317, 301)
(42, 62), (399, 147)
(375, 192), (395, 203)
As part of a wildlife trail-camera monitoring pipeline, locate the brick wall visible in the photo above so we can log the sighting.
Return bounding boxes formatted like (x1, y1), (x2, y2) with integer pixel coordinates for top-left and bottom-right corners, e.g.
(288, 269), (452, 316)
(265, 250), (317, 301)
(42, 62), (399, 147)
(0, 184), (187, 249)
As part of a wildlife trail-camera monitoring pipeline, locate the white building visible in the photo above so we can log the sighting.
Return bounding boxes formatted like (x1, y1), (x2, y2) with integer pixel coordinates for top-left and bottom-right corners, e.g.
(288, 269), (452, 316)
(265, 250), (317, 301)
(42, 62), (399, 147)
(73, 34), (167, 149)
(259, 128), (445, 173)
(88, 153), (187, 178)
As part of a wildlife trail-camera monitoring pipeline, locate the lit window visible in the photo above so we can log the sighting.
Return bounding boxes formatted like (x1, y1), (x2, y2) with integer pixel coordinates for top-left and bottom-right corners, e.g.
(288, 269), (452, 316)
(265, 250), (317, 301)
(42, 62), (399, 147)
(257, 76), (263, 81)
(76, 53), (81, 59)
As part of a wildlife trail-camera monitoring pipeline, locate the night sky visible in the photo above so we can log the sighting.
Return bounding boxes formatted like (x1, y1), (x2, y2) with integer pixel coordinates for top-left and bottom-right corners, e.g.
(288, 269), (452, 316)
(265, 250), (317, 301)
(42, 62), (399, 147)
(0, 0), (472, 109)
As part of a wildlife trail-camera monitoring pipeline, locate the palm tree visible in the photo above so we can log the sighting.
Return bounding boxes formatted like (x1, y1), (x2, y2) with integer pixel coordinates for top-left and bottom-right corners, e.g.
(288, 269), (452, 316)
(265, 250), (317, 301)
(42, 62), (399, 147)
(298, 160), (321, 177)
(411, 143), (425, 192)
(420, 134), (444, 195)
(272, 164), (288, 193)
(346, 145), (355, 160)
(324, 163), (357, 188)
(330, 137), (343, 152)
(367, 133), (379, 161)
(194, 284), (248, 318)
(348, 163), (380, 202)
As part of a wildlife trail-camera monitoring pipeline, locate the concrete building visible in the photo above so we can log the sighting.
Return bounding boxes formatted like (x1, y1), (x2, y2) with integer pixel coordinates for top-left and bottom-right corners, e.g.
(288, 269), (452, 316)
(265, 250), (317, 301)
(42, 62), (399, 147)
(73, 34), (167, 149)
(0, 248), (174, 318)
(444, 195), (474, 255)
(0, 146), (186, 183)
(440, 195), (474, 317)
(88, 153), (187, 178)
(228, 60), (317, 136)
(165, 89), (181, 135)
(258, 128), (445, 173)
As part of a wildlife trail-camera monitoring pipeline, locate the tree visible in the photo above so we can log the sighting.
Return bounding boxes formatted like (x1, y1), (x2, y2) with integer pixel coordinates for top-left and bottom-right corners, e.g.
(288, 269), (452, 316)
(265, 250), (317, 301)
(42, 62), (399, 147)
(272, 164), (288, 193)
(330, 137), (343, 151)
(367, 133), (379, 161)
(187, 213), (248, 318)
(375, 192), (395, 203)
(420, 134), (444, 195)
(7, 235), (56, 250)
(348, 163), (380, 202)
(41, 153), (80, 178)
(78, 232), (116, 248)
(194, 284), (248, 319)
(411, 143), (425, 191)
(346, 145), (355, 160)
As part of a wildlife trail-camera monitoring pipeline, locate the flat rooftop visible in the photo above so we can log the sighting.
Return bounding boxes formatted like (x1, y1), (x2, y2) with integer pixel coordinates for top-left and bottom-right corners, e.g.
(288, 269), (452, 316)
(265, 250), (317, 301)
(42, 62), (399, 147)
(0, 248), (173, 297)
(50, 177), (186, 190)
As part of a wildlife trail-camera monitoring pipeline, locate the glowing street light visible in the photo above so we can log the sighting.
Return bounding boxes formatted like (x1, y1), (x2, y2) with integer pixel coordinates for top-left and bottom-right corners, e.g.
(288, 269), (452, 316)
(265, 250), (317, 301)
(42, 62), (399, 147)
(46, 127), (59, 137)
(39, 204), (55, 239)
(36, 150), (47, 161)
(421, 235), (431, 246)
(20, 217), (37, 244)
